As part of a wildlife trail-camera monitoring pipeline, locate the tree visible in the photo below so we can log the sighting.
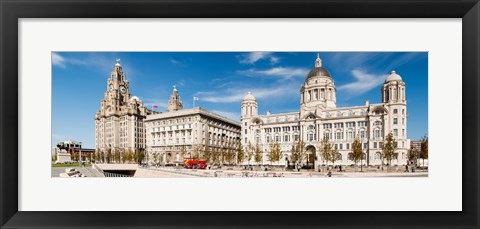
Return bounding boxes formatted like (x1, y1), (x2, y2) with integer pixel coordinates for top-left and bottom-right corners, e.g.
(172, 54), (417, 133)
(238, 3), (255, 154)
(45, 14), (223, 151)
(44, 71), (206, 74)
(382, 132), (398, 168)
(211, 148), (221, 166)
(192, 144), (202, 160)
(236, 144), (245, 165)
(224, 148), (235, 165)
(201, 146), (212, 163)
(407, 147), (418, 163)
(351, 138), (363, 171)
(254, 143), (263, 165)
(319, 137), (334, 166)
(246, 142), (254, 165)
(267, 142), (282, 165)
(106, 149), (112, 164)
(290, 141), (306, 166)
(179, 146), (187, 161)
(420, 135), (428, 168)
(135, 149), (145, 165)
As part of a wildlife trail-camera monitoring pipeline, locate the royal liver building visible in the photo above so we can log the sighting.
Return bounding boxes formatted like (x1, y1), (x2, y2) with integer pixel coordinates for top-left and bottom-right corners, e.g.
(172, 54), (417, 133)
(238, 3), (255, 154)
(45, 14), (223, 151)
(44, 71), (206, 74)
(241, 55), (409, 166)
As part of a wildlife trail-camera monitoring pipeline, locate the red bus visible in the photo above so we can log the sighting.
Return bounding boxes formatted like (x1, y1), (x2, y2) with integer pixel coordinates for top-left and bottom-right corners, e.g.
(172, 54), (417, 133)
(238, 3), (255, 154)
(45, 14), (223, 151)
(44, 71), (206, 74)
(183, 159), (207, 169)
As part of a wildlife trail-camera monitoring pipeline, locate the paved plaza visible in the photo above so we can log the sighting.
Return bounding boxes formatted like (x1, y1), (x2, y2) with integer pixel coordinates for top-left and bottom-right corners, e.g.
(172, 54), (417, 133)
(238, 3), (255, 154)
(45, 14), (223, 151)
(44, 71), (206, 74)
(52, 164), (427, 178)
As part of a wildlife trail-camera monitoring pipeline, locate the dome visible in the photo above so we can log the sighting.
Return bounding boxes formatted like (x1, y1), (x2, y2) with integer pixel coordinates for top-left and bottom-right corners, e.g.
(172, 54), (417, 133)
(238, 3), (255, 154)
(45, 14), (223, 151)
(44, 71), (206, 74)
(385, 70), (403, 82)
(305, 54), (331, 82)
(306, 67), (331, 80)
(243, 92), (256, 101)
(130, 96), (141, 102)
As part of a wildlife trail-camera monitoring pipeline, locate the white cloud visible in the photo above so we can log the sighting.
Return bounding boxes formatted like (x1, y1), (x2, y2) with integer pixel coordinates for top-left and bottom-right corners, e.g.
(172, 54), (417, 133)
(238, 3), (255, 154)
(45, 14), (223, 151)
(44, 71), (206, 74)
(197, 83), (298, 103)
(338, 69), (388, 96)
(238, 52), (279, 64)
(238, 67), (309, 79)
(52, 53), (66, 68)
(210, 110), (241, 122)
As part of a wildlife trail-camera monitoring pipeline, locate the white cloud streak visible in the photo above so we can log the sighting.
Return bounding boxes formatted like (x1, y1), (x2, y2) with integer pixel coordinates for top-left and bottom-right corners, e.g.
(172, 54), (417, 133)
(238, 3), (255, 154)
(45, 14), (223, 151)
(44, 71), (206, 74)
(238, 52), (279, 64)
(238, 67), (309, 79)
(197, 83), (299, 103)
(337, 69), (388, 96)
(210, 110), (241, 122)
(52, 52), (88, 68)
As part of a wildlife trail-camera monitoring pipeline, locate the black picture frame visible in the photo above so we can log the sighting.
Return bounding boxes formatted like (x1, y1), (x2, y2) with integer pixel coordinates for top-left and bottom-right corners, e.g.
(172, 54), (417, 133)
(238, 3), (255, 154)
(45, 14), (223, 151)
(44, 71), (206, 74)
(1, 0), (479, 228)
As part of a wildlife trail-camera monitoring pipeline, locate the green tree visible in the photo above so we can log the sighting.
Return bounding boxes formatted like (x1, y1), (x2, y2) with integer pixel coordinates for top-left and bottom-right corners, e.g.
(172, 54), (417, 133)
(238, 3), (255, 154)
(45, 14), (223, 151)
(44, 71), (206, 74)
(135, 149), (145, 165)
(246, 142), (254, 165)
(267, 142), (282, 165)
(192, 144), (202, 160)
(407, 147), (418, 163)
(290, 141), (306, 165)
(420, 135), (428, 168)
(236, 144), (245, 165)
(351, 138), (363, 171)
(201, 146), (212, 163)
(319, 137), (334, 166)
(254, 143), (263, 165)
(179, 146), (187, 161)
(382, 132), (398, 168)
(223, 148), (234, 165)
(106, 149), (112, 164)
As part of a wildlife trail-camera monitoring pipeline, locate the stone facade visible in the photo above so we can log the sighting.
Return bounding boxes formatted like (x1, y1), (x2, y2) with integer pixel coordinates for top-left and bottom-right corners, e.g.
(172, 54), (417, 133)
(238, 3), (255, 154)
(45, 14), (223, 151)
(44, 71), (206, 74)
(145, 88), (241, 164)
(241, 55), (410, 166)
(95, 60), (157, 154)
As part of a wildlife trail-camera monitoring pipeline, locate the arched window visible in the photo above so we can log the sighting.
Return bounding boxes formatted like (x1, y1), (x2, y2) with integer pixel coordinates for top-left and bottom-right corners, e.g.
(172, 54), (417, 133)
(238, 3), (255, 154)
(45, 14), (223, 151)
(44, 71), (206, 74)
(375, 152), (382, 159)
(308, 125), (315, 130)
(348, 110), (353, 116)
(360, 110), (365, 116)
(362, 153), (366, 160)
(337, 111), (342, 117)
(336, 153), (342, 161)
(348, 153), (354, 161)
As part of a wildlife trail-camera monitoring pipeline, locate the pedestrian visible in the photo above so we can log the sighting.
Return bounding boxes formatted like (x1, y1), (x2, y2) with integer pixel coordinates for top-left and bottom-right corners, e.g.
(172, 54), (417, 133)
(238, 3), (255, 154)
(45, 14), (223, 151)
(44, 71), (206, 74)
(405, 164), (409, 172)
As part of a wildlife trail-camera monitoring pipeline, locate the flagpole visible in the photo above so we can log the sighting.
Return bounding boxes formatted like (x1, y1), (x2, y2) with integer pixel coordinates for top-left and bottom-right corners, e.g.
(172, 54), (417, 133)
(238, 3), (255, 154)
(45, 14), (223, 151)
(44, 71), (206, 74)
(193, 97), (195, 108)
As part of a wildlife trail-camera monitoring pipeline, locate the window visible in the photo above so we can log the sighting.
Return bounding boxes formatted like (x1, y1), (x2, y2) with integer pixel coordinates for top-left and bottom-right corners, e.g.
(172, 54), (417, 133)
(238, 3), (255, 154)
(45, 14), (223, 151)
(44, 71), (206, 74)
(348, 153), (354, 161)
(393, 118), (398, 125)
(375, 152), (382, 159)
(346, 143), (350, 150)
(337, 111), (342, 117)
(335, 132), (343, 140)
(363, 143), (368, 149)
(402, 118), (405, 125)
(283, 135), (290, 142)
(244, 129), (248, 134)
(374, 121), (382, 126)
(347, 131), (353, 140)
(334, 123), (343, 128)
(336, 153), (342, 160)
(292, 126), (300, 131)
(348, 110), (353, 116)
(275, 135), (281, 142)
(358, 121), (367, 127)
(266, 136), (271, 143)
(393, 129), (398, 137)
(335, 144), (338, 150)
(402, 109), (405, 114)
(339, 144), (343, 150)
(360, 110), (365, 116)
(374, 129), (382, 139)
(346, 122), (355, 128)
(294, 135), (299, 141)
(362, 153), (366, 160)
(323, 124), (332, 129)
(265, 128), (272, 133)
(393, 109), (398, 114)
(360, 130), (366, 139)
(379, 142), (384, 148)
(374, 142), (377, 148)
(308, 125), (315, 130)
(402, 129), (405, 137)
(244, 138), (247, 143)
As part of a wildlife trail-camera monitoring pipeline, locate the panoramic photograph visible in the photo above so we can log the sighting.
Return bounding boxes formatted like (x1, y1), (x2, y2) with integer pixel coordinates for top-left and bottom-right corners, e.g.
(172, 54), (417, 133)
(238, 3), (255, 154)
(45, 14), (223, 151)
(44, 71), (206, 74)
(51, 52), (428, 178)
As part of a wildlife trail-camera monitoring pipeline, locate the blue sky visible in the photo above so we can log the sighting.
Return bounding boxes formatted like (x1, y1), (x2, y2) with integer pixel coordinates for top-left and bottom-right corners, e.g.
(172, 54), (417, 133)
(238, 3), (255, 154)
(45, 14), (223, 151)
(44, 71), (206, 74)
(52, 52), (428, 149)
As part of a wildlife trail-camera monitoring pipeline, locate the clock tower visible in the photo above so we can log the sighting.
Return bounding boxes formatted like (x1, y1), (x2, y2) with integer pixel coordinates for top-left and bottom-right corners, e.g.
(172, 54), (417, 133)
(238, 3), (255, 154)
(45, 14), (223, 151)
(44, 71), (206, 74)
(95, 59), (158, 157)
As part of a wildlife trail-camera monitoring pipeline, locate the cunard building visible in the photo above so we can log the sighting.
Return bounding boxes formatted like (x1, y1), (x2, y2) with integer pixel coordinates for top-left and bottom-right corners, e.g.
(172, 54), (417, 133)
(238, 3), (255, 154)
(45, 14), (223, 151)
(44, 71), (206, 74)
(241, 55), (409, 166)
(95, 60), (157, 154)
(145, 87), (241, 164)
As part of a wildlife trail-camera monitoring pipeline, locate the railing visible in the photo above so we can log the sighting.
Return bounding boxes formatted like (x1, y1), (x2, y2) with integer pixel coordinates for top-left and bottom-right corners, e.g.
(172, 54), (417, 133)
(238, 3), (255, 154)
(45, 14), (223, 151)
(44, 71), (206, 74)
(103, 172), (133, 177)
